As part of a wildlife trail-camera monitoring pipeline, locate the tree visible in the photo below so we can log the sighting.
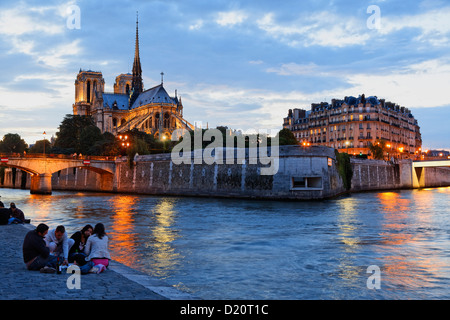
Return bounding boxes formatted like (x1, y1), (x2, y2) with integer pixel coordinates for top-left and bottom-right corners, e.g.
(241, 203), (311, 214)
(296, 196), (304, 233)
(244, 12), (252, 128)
(53, 115), (99, 154)
(277, 128), (298, 146)
(29, 139), (51, 154)
(80, 126), (103, 155)
(369, 139), (388, 160)
(90, 132), (120, 156)
(335, 150), (353, 190)
(0, 133), (28, 153)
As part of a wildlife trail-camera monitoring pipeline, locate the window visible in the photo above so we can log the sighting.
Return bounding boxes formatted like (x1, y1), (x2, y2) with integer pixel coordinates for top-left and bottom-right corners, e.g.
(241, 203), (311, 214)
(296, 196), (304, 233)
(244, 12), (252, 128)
(291, 177), (323, 190)
(292, 177), (306, 188)
(164, 112), (170, 128)
(86, 80), (91, 103)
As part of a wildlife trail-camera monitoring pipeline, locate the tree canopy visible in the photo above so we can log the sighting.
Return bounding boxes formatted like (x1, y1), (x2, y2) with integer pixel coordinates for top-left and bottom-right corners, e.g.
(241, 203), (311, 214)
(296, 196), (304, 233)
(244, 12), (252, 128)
(277, 128), (299, 146)
(0, 133), (28, 153)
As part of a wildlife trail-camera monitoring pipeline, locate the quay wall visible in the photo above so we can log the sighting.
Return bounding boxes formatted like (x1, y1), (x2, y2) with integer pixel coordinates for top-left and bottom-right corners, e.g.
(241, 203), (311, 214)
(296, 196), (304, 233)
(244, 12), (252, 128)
(350, 159), (412, 192)
(104, 146), (345, 200)
(418, 166), (450, 188)
(2, 147), (450, 199)
(1, 146), (345, 200)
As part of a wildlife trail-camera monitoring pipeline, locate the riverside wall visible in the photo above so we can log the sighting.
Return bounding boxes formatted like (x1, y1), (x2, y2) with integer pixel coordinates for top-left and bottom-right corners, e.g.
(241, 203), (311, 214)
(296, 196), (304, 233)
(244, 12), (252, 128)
(2, 147), (450, 199)
(350, 159), (450, 192)
(350, 159), (410, 192)
(1, 146), (345, 200)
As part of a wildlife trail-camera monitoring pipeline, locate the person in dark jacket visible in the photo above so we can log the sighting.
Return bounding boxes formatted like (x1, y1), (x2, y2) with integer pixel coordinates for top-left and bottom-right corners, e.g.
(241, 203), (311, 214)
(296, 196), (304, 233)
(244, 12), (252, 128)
(23, 223), (58, 272)
(8, 202), (25, 224)
(0, 201), (11, 225)
(68, 224), (93, 263)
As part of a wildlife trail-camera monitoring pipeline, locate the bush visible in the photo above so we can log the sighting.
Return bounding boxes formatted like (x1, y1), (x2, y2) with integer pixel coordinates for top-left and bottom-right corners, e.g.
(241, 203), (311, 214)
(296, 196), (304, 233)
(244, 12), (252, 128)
(335, 150), (353, 190)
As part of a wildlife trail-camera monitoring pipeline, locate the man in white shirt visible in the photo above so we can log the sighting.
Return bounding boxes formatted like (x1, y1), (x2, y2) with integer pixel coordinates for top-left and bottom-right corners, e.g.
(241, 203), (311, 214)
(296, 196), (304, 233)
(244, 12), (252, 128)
(44, 225), (75, 266)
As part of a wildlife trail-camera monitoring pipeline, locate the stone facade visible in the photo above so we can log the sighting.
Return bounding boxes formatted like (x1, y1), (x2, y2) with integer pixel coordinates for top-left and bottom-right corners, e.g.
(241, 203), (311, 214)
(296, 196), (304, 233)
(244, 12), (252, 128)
(283, 94), (422, 158)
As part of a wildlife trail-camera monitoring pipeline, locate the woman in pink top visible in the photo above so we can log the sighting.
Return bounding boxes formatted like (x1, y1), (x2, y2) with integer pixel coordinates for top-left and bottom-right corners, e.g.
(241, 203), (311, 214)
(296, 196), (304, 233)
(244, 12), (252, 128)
(84, 223), (111, 271)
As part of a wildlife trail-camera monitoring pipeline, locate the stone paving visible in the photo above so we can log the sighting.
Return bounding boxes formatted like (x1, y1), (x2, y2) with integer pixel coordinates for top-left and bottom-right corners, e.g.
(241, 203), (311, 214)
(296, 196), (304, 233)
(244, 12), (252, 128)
(0, 224), (198, 300)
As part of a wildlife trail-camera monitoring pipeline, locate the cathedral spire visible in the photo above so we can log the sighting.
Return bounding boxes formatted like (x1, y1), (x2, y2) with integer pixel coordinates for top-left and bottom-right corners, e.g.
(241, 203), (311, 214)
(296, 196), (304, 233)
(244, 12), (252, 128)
(130, 11), (143, 107)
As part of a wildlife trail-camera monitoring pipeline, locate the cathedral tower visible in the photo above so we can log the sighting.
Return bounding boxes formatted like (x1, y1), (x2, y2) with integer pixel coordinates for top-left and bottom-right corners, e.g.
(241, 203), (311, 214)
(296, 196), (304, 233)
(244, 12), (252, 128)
(73, 70), (104, 116)
(114, 73), (133, 95)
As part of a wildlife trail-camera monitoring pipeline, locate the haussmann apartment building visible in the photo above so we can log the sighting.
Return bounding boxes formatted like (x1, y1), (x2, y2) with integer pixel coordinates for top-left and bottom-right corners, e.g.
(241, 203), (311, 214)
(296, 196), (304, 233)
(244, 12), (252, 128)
(283, 94), (422, 159)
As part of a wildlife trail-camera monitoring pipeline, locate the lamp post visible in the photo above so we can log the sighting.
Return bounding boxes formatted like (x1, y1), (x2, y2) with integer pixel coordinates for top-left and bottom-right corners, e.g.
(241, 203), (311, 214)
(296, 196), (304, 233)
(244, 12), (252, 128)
(43, 131), (46, 155)
(398, 146), (404, 160)
(345, 140), (349, 154)
(118, 134), (130, 156)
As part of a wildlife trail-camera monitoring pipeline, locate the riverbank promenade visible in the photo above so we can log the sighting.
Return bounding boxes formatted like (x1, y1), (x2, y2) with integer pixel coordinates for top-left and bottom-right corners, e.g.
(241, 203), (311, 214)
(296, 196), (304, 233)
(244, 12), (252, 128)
(0, 223), (197, 300)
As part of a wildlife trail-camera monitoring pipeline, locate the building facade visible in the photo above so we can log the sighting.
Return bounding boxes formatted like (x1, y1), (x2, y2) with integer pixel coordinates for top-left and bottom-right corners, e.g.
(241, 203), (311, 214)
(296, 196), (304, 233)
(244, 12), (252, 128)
(283, 95), (422, 158)
(73, 16), (193, 140)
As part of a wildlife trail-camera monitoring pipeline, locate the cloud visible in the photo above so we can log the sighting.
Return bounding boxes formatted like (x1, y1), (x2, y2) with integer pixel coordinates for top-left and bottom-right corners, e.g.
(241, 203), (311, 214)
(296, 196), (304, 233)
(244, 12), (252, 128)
(266, 62), (319, 76)
(379, 6), (450, 46)
(256, 12), (370, 48)
(0, 6), (64, 36)
(36, 39), (83, 68)
(215, 10), (248, 27)
(343, 58), (450, 109)
(180, 55), (450, 138)
(189, 19), (204, 31)
(0, 1), (83, 69)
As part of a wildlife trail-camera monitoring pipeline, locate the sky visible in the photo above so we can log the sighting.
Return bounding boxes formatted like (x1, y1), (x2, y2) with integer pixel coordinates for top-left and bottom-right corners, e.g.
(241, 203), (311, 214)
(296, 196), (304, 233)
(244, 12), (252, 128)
(0, 0), (449, 151)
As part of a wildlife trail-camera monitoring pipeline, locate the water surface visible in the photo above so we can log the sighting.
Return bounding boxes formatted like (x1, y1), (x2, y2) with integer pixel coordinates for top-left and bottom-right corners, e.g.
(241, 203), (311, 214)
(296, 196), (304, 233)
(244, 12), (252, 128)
(2, 187), (449, 299)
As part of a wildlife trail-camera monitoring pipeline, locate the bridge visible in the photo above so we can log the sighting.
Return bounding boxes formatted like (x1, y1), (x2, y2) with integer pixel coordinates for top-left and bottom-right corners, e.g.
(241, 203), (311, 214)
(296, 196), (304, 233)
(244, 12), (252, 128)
(0, 154), (116, 194)
(412, 159), (450, 188)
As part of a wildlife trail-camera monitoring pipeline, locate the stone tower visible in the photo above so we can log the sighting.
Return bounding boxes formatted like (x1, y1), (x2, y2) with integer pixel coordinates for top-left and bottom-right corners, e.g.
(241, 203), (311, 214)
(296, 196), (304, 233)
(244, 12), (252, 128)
(113, 73), (133, 95)
(73, 70), (104, 116)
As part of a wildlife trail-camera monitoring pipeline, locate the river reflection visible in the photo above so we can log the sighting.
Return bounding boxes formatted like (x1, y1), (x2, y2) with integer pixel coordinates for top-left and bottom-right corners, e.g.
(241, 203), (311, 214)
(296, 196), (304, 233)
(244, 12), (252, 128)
(2, 187), (450, 299)
(108, 195), (139, 266)
(149, 199), (181, 278)
(376, 190), (449, 296)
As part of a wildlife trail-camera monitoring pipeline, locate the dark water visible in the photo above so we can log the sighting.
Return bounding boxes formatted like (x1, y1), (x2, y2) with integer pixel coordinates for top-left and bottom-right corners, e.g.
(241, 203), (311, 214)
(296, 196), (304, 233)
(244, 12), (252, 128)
(1, 187), (450, 299)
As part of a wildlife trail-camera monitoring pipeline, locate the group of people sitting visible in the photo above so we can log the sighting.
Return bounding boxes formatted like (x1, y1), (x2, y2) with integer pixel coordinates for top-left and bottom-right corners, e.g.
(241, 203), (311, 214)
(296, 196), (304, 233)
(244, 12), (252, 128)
(0, 201), (29, 225)
(22, 222), (111, 274)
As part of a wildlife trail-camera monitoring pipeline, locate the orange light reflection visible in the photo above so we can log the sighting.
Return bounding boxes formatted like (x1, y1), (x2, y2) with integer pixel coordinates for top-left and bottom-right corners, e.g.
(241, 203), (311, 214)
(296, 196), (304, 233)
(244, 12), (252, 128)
(376, 191), (445, 291)
(108, 195), (139, 266)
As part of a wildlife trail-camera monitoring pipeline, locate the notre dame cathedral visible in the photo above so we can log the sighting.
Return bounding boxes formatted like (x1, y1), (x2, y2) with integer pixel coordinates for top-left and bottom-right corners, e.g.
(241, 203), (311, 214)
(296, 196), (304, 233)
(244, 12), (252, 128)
(72, 16), (193, 140)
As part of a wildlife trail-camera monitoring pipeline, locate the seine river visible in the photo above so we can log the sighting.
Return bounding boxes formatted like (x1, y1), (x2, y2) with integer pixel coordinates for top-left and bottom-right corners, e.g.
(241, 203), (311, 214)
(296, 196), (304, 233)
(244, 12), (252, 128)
(2, 187), (450, 299)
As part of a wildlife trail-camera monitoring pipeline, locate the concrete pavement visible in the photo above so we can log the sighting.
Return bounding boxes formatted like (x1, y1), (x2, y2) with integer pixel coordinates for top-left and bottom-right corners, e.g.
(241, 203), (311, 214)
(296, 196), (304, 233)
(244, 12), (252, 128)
(0, 223), (197, 300)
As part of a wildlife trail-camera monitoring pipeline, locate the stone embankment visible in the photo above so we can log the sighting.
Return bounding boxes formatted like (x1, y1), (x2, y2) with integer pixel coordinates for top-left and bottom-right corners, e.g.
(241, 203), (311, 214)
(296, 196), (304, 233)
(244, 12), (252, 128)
(0, 223), (197, 300)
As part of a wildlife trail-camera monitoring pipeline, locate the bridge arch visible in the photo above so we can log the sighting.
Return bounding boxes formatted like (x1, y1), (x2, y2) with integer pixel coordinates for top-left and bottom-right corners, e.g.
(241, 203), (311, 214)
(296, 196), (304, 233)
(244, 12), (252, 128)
(0, 163), (39, 176)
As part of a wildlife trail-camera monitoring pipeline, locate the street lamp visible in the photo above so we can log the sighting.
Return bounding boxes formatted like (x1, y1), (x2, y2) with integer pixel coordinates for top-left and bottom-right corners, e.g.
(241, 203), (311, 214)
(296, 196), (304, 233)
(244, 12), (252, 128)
(118, 135), (130, 155)
(43, 131), (46, 155)
(398, 146), (404, 160)
(345, 140), (350, 154)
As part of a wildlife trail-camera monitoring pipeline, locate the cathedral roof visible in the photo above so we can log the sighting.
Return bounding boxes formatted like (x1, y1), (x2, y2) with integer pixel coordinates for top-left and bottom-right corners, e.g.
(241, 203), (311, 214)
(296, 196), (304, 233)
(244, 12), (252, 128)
(103, 93), (130, 110)
(130, 84), (176, 109)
